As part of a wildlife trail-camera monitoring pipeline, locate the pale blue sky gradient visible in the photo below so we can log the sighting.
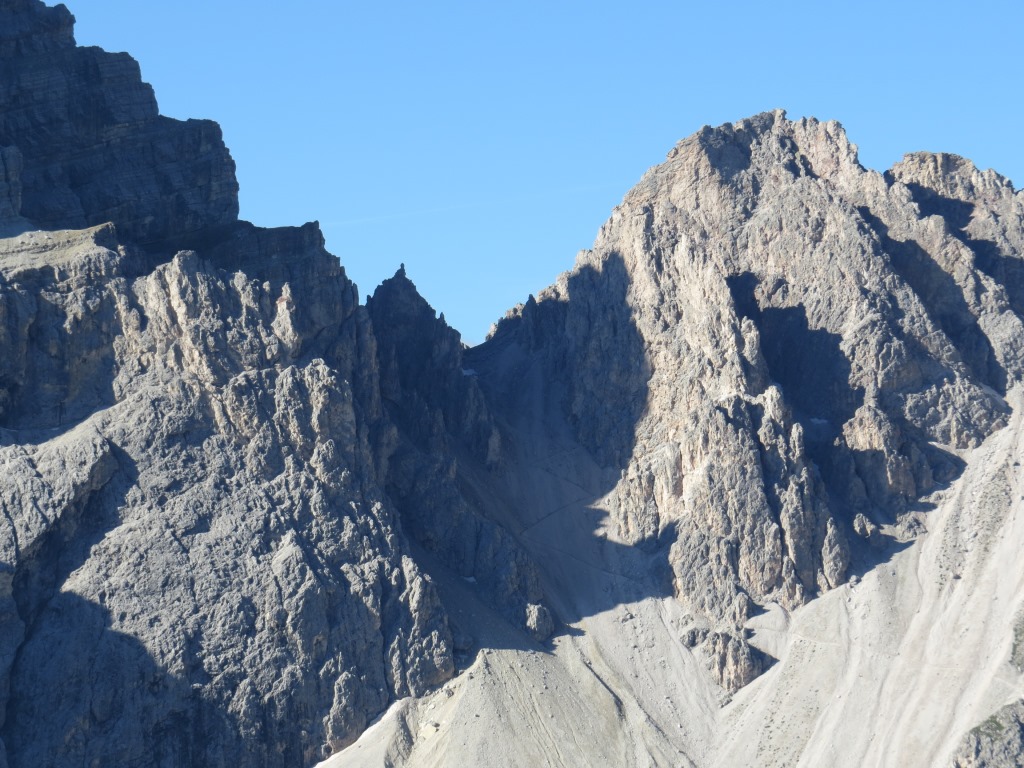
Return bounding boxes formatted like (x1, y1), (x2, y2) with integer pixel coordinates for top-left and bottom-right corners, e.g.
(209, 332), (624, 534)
(71, 1), (1022, 344)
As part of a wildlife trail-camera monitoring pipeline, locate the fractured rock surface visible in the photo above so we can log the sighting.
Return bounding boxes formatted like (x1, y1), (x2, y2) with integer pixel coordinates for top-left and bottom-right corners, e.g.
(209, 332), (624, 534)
(0, 3), (540, 766)
(0, 225), (459, 766)
(0, 0), (237, 247)
(2, 1), (1024, 766)
(480, 110), (1018, 686)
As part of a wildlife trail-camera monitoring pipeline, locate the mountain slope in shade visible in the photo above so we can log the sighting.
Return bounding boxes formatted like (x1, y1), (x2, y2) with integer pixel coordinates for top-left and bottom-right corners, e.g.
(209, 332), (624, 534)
(324, 389), (1024, 768)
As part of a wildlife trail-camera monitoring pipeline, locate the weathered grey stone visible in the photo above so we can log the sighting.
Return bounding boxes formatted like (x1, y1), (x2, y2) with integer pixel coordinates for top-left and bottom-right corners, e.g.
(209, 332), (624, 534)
(366, 268), (552, 640)
(702, 631), (769, 692)
(481, 110), (1016, 680)
(0, 7), (558, 765)
(524, 603), (554, 642)
(3, 0), (1024, 763)
(953, 700), (1024, 768)
(0, 226), (462, 766)
(0, 0), (238, 249)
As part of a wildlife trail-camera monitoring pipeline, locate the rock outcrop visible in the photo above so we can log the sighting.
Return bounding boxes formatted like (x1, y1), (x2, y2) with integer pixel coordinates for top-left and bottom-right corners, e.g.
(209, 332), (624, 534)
(0, 223), (460, 766)
(954, 701), (1024, 768)
(3, 0), (1024, 765)
(0, 0), (237, 249)
(367, 269), (552, 641)
(480, 110), (1018, 687)
(0, 3), (547, 766)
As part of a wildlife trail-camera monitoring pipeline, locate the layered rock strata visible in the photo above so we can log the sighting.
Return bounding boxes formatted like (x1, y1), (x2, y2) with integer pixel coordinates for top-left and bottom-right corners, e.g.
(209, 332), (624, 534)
(0, 0), (237, 248)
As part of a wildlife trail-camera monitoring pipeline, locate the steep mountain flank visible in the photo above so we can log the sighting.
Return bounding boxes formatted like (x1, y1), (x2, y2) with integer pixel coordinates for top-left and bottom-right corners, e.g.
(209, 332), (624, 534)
(0, 0), (236, 247)
(0, 225), (463, 767)
(366, 269), (554, 642)
(3, 2), (1024, 767)
(474, 111), (1018, 688)
(327, 117), (1024, 766)
(0, 2), (547, 766)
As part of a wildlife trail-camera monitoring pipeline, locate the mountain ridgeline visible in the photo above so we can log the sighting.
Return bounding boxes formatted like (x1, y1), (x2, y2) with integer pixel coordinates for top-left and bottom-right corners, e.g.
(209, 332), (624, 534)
(1, 2), (1023, 767)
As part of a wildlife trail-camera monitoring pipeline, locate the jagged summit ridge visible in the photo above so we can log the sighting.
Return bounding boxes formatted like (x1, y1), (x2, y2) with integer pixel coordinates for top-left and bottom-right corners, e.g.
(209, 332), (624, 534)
(0, 5), (563, 766)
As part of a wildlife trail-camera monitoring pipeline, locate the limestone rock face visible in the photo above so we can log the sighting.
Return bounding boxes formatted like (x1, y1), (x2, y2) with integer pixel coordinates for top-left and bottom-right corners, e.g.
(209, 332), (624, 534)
(0, 5), (559, 766)
(482, 110), (1016, 676)
(953, 700), (1024, 768)
(0, 0), (238, 248)
(0, 3), (465, 765)
(367, 269), (552, 640)
(0, 226), (455, 767)
(702, 631), (769, 692)
(4, 0), (1024, 765)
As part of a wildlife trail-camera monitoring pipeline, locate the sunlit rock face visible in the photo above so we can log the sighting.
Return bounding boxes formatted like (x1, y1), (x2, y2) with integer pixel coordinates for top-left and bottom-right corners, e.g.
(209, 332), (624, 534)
(482, 110), (1018, 687)
(0, 3), (454, 765)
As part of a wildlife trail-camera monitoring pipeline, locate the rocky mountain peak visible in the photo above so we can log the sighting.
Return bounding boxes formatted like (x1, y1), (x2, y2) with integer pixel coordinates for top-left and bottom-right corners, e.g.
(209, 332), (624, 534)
(3, 4), (1024, 767)
(0, 0), (74, 56)
(892, 151), (1020, 204)
(0, 0), (239, 249)
(476, 108), (1023, 693)
(654, 110), (862, 197)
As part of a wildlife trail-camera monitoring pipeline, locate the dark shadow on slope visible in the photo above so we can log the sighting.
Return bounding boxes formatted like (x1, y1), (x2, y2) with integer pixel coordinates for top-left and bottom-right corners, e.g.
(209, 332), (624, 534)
(4, 446), (240, 767)
(454, 253), (672, 640)
(407, 540), (542, 665)
(758, 303), (861, 427)
(857, 206), (1007, 394)
(365, 254), (664, 655)
(4, 594), (235, 768)
(0, 271), (118, 433)
(904, 183), (1024, 317)
(5, 433), (363, 767)
(727, 272), (862, 449)
(480, 254), (650, 469)
(0, 220), (34, 239)
(726, 272), (958, 575)
(9, 444), (135, 635)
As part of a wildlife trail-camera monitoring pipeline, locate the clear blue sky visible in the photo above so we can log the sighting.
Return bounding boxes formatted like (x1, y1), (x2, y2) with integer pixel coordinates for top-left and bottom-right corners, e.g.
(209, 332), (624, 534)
(70, 0), (1022, 345)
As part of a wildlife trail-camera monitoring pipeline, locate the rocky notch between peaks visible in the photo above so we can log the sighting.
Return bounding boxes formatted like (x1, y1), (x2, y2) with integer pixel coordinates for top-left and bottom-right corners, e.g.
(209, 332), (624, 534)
(2, 2), (1024, 767)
